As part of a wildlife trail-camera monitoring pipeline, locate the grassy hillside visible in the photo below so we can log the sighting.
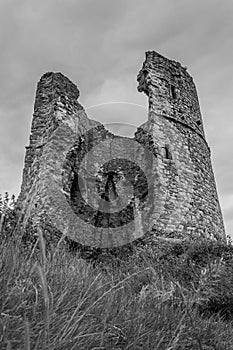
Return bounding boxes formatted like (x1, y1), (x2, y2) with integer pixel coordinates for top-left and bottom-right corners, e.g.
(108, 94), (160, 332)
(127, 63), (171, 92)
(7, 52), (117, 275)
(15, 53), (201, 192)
(1, 194), (233, 349)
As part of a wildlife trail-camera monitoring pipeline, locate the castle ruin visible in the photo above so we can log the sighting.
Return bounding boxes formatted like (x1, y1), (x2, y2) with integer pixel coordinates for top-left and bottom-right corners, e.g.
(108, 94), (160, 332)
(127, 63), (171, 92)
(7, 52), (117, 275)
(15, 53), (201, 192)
(17, 51), (226, 251)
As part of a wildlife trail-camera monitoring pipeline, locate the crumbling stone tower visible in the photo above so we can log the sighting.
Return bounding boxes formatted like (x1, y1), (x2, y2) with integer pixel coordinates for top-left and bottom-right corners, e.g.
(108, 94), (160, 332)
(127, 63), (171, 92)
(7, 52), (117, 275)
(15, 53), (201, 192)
(17, 51), (225, 251)
(137, 51), (225, 239)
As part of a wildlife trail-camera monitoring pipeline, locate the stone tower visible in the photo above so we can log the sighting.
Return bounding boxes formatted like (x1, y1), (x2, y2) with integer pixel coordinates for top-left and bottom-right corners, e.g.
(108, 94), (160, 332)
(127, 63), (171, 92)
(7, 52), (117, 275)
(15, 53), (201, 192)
(17, 52), (225, 251)
(136, 51), (225, 240)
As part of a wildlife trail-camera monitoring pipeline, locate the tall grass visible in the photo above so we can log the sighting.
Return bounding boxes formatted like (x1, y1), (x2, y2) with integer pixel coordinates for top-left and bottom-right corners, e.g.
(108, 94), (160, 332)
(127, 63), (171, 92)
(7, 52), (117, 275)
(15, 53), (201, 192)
(1, 205), (233, 349)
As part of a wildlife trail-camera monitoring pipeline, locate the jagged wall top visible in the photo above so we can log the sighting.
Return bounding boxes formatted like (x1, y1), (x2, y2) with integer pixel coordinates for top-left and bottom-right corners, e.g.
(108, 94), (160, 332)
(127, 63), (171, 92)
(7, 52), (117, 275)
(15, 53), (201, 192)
(36, 72), (80, 103)
(137, 51), (206, 139)
(30, 72), (83, 148)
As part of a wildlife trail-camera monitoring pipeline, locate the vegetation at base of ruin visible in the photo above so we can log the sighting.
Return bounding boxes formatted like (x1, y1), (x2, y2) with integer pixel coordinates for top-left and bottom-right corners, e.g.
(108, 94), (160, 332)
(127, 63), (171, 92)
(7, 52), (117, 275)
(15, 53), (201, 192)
(1, 193), (233, 349)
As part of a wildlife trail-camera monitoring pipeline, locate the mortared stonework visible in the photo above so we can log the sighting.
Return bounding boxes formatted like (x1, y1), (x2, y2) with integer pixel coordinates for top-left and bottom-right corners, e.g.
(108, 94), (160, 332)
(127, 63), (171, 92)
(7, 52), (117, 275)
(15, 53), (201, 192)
(17, 52), (226, 253)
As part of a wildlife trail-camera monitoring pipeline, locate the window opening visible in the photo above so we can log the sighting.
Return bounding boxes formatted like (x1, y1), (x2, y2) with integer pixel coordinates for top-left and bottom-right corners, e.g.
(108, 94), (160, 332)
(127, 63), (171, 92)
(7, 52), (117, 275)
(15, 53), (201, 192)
(164, 144), (172, 160)
(170, 84), (176, 99)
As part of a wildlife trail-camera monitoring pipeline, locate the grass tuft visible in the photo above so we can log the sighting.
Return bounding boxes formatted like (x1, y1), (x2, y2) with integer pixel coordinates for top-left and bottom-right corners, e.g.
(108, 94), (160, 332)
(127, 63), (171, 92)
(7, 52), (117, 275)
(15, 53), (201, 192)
(1, 203), (233, 349)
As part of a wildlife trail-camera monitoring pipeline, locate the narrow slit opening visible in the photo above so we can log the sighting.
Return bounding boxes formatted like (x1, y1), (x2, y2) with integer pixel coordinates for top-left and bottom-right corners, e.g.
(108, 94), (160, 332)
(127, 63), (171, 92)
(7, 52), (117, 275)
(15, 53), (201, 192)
(165, 144), (172, 160)
(170, 85), (176, 99)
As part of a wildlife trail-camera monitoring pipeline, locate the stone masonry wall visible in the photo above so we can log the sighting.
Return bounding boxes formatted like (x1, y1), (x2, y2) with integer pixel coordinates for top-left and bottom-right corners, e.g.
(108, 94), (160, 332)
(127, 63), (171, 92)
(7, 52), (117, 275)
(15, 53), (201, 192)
(137, 51), (225, 240)
(17, 72), (100, 233)
(17, 52), (226, 253)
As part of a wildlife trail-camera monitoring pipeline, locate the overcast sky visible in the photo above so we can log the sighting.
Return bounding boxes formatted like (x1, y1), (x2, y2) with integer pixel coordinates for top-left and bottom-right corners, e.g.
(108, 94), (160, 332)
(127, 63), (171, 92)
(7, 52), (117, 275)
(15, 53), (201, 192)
(0, 0), (232, 236)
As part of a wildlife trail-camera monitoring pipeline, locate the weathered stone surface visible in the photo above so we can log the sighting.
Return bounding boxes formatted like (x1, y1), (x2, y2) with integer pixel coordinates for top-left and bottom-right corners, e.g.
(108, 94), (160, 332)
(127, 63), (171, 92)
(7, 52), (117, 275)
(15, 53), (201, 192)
(137, 51), (225, 240)
(17, 52), (226, 253)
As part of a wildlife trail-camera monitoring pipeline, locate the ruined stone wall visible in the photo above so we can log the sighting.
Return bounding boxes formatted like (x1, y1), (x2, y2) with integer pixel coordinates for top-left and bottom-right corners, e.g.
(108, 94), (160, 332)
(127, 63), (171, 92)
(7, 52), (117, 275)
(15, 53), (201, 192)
(18, 72), (82, 207)
(17, 52), (226, 253)
(137, 51), (225, 240)
(137, 51), (205, 136)
(17, 72), (100, 233)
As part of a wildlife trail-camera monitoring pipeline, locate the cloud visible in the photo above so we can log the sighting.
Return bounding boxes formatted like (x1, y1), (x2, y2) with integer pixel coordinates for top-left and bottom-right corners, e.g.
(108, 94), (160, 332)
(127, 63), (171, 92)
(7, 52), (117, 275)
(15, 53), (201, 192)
(0, 0), (232, 235)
